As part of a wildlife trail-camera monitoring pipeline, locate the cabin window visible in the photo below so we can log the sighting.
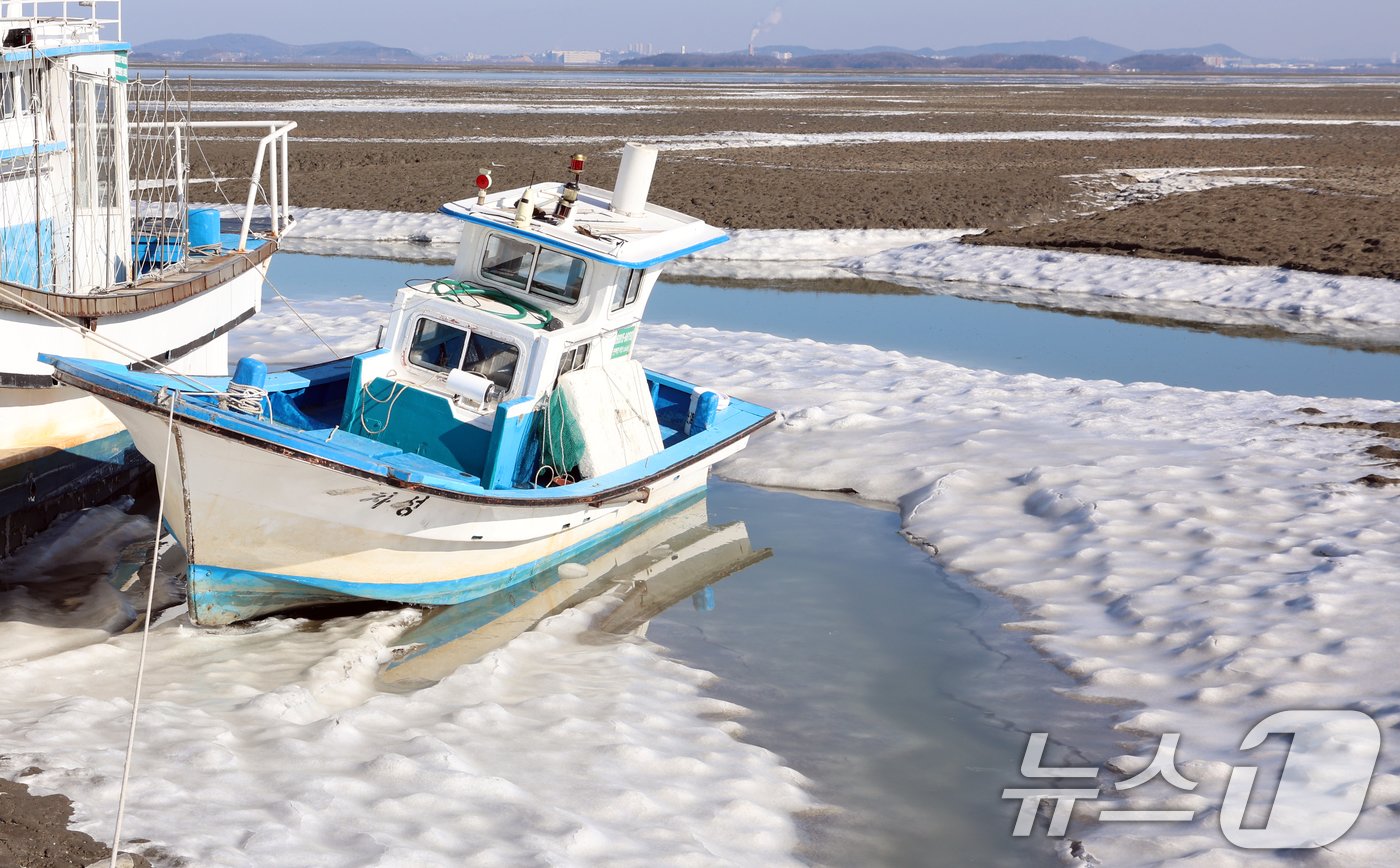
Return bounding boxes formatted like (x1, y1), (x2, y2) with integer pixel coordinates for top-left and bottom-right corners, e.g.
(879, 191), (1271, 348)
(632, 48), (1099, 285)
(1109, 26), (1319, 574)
(0, 69), (37, 117)
(71, 76), (120, 211)
(612, 269), (644, 312)
(1, 71), (19, 119)
(481, 233), (586, 305)
(557, 344), (589, 381)
(461, 332), (519, 391)
(408, 319), (468, 372)
(408, 318), (520, 392)
(482, 235), (534, 288)
(532, 248), (586, 303)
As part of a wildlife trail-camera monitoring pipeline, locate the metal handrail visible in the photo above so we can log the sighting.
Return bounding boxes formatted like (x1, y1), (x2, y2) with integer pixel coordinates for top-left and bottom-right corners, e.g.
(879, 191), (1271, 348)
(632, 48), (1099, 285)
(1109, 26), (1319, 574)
(130, 119), (298, 252)
(0, 2), (123, 39)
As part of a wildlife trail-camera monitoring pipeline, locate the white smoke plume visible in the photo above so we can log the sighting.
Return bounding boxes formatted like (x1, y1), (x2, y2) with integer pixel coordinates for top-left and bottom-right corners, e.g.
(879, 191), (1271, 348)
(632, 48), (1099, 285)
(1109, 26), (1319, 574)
(749, 6), (784, 46)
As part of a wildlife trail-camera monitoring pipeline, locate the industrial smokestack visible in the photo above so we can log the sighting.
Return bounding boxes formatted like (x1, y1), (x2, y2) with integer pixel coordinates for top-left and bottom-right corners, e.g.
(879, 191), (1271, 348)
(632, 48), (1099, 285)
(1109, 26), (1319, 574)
(748, 6), (782, 58)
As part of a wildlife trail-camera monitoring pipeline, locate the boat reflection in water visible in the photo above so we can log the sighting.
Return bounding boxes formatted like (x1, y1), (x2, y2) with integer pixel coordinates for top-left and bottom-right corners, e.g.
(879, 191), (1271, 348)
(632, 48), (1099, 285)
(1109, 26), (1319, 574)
(382, 491), (769, 686)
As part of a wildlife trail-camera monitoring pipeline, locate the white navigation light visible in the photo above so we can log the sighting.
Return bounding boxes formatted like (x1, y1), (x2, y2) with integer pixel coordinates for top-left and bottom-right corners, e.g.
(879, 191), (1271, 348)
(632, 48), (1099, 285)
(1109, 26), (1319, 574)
(610, 143), (658, 217)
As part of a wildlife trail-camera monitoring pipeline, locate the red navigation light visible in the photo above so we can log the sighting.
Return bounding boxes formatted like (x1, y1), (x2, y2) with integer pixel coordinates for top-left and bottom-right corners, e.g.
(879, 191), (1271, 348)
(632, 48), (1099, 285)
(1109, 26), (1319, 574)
(569, 154), (586, 174)
(475, 171), (492, 190)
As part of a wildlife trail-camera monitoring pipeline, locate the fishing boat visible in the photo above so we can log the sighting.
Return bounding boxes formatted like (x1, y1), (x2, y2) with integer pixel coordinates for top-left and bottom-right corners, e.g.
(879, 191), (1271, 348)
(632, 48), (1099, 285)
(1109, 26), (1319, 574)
(0, 2), (294, 554)
(45, 144), (775, 625)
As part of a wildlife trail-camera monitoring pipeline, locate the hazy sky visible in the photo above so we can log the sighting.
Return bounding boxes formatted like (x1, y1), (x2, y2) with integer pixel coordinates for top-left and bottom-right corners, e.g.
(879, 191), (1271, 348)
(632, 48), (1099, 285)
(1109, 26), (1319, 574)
(128, 1), (1399, 59)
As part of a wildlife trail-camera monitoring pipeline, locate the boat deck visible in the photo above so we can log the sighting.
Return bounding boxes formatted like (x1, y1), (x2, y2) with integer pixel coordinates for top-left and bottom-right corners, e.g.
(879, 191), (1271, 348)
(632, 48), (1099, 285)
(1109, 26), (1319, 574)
(0, 234), (275, 320)
(44, 353), (776, 505)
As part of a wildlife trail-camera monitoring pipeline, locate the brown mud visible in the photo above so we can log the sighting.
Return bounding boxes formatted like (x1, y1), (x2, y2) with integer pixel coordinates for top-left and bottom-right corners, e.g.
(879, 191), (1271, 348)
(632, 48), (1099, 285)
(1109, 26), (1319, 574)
(176, 75), (1400, 278)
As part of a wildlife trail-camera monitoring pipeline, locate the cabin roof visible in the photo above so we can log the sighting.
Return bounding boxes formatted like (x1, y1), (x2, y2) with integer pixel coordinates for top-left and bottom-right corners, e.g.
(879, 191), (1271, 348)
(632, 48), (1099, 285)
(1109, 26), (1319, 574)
(439, 183), (727, 269)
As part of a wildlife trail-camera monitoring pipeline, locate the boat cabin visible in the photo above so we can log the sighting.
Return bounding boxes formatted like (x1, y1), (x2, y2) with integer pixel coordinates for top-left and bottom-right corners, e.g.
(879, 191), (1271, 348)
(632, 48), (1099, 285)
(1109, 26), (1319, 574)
(245, 145), (738, 492)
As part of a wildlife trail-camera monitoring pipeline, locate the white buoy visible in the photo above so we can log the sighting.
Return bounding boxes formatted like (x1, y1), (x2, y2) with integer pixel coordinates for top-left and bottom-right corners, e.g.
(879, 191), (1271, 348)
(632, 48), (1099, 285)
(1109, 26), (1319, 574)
(611, 143), (659, 216)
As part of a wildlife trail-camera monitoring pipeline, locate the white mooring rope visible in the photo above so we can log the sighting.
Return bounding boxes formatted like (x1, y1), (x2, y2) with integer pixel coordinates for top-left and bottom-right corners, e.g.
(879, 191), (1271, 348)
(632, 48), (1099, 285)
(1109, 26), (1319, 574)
(260, 268), (340, 361)
(107, 390), (179, 868)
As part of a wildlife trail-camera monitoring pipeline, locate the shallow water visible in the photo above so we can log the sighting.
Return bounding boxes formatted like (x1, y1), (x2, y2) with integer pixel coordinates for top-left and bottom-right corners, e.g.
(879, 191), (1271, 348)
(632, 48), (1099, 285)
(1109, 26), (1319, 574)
(271, 251), (1400, 400)
(368, 478), (1111, 866)
(652, 480), (1113, 867)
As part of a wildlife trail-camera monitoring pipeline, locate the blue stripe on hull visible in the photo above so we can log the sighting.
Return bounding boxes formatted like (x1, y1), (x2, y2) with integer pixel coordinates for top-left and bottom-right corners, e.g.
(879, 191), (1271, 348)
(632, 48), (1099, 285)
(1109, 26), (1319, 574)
(187, 485), (709, 626)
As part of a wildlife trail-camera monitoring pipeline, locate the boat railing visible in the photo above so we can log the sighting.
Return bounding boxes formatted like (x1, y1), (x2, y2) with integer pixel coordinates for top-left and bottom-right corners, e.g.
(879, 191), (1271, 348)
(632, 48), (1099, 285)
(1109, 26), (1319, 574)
(0, 1), (122, 40)
(130, 119), (298, 252)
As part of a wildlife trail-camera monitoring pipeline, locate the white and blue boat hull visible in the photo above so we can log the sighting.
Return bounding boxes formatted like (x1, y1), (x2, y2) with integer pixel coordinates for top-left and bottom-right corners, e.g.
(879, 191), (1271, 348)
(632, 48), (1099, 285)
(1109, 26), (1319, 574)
(69, 364), (763, 625)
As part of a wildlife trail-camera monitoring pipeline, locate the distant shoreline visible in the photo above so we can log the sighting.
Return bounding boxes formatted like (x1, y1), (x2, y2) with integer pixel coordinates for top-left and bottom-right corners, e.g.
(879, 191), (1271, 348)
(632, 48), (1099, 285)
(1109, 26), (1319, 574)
(129, 61), (1400, 79)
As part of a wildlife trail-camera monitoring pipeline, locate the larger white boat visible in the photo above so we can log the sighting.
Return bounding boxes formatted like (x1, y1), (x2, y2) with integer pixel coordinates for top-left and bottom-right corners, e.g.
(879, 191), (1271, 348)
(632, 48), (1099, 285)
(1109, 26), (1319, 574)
(48, 145), (775, 625)
(0, 2), (294, 553)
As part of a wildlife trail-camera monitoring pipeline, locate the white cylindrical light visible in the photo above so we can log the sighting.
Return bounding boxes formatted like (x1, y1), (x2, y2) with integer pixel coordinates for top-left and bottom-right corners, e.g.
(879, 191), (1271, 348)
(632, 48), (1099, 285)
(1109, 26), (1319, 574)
(611, 143), (659, 216)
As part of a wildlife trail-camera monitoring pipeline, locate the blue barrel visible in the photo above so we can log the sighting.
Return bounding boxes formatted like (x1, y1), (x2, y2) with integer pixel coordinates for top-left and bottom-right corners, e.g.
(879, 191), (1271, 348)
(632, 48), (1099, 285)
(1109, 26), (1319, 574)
(188, 208), (222, 251)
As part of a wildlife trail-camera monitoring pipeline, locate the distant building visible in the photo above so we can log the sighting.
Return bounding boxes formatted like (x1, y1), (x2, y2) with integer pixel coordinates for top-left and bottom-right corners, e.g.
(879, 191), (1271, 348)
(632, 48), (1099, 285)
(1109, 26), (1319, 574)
(548, 50), (603, 65)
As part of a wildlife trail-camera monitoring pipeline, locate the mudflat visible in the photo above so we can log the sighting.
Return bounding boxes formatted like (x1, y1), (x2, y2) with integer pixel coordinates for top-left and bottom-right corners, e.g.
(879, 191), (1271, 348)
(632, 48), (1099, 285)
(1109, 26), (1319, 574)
(179, 71), (1400, 279)
(0, 775), (113, 867)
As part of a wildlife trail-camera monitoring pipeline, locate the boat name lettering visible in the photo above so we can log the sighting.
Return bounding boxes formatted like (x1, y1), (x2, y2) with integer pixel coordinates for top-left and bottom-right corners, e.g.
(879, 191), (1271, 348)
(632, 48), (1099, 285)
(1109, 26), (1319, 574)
(360, 492), (430, 516)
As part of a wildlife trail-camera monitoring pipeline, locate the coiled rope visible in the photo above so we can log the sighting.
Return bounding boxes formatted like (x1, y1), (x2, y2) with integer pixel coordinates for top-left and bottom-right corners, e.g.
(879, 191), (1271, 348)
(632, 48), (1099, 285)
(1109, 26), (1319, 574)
(225, 379), (268, 416)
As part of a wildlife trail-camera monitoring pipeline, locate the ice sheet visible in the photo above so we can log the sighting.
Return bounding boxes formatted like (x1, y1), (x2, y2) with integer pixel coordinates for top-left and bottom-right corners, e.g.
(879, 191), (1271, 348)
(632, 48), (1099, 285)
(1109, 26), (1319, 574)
(1, 594), (809, 866)
(847, 241), (1400, 329)
(261, 207), (1400, 340)
(193, 98), (665, 115)
(1063, 165), (1302, 210)
(22, 258), (1400, 863)
(639, 129), (1299, 152)
(632, 324), (1400, 866)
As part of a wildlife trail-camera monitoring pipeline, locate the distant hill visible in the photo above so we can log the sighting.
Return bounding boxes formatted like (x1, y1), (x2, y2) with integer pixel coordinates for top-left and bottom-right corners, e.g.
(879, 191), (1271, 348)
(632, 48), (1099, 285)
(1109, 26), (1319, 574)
(133, 33), (425, 64)
(929, 37), (1134, 64)
(1140, 43), (1248, 58)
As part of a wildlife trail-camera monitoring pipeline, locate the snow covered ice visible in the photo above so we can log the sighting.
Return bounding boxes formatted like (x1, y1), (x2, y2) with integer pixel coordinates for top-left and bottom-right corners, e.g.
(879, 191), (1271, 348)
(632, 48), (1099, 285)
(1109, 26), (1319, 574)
(634, 324), (1400, 866)
(1, 581), (810, 866)
(234, 218), (1400, 863)
(259, 206), (1400, 343)
(8, 207), (1400, 865)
